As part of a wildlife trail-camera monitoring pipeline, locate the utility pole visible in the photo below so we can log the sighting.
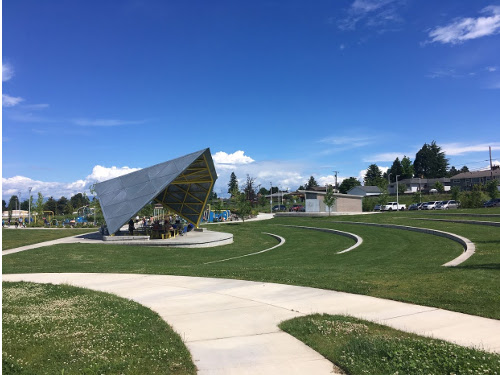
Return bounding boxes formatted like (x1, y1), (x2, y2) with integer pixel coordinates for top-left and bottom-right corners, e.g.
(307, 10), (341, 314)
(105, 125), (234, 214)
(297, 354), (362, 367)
(333, 171), (339, 192)
(28, 187), (32, 226)
(490, 146), (493, 178)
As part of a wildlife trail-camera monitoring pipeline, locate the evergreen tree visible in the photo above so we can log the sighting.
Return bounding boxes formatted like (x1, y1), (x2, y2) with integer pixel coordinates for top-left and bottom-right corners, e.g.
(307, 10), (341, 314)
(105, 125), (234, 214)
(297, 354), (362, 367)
(389, 157), (403, 182)
(227, 172), (239, 196)
(413, 141), (449, 178)
(57, 196), (69, 215)
(44, 197), (57, 213)
(7, 195), (19, 211)
(305, 176), (318, 190)
(460, 166), (469, 173)
(447, 166), (459, 177)
(338, 177), (361, 194)
(401, 156), (414, 180)
(364, 164), (383, 186)
(2, 200), (7, 211)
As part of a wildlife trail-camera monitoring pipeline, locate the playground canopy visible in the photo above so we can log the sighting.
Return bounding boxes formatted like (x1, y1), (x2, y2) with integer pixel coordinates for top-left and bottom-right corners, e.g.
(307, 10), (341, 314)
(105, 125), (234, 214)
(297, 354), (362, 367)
(94, 148), (217, 234)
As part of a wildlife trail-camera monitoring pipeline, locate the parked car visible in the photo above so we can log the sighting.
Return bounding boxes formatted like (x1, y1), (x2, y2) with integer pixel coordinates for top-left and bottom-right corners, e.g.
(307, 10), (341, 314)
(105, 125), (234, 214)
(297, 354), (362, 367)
(381, 202), (406, 211)
(422, 201), (439, 210)
(289, 205), (305, 212)
(484, 198), (500, 208)
(436, 200), (460, 210)
(272, 205), (287, 212)
(408, 203), (423, 210)
(373, 204), (381, 211)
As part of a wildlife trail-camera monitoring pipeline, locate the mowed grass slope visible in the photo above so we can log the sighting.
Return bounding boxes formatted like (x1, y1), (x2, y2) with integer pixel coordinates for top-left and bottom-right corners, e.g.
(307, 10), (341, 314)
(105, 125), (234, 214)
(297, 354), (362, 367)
(2, 281), (196, 375)
(2, 228), (97, 250)
(4, 215), (499, 319)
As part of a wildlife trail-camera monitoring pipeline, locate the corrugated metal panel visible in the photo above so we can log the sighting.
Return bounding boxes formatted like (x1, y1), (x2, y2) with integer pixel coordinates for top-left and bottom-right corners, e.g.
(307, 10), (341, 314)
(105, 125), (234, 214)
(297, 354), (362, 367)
(95, 148), (217, 234)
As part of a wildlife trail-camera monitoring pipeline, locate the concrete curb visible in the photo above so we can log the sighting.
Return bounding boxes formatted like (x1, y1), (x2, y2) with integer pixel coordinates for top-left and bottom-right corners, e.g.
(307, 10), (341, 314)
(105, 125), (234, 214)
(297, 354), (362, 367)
(332, 221), (475, 267)
(204, 232), (285, 264)
(409, 217), (500, 227)
(280, 225), (363, 254)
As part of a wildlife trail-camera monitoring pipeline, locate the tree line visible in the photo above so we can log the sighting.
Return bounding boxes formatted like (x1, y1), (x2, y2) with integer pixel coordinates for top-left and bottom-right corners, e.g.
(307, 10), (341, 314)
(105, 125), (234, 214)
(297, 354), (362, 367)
(2, 192), (91, 217)
(364, 141), (469, 188)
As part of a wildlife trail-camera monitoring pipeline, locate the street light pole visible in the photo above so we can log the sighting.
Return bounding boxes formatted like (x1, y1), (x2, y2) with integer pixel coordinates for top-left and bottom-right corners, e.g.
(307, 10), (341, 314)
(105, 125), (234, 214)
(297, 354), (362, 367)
(28, 187), (32, 226)
(270, 182), (272, 213)
(396, 175), (400, 211)
(18, 190), (22, 221)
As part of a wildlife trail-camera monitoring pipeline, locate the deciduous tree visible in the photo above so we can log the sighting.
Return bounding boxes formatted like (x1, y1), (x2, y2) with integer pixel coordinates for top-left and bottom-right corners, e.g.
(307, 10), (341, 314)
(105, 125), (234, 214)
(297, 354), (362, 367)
(323, 185), (337, 216)
(338, 177), (361, 194)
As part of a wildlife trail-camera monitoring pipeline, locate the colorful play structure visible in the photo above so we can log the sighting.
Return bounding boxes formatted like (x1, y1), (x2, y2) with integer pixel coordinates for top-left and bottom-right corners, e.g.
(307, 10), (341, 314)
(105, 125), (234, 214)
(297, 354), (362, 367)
(202, 205), (231, 223)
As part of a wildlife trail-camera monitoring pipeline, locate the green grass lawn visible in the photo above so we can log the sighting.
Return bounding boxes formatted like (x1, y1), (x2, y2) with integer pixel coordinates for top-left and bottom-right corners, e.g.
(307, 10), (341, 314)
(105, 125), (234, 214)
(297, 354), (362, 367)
(4, 215), (500, 319)
(2, 228), (97, 250)
(280, 314), (500, 375)
(2, 281), (195, 375)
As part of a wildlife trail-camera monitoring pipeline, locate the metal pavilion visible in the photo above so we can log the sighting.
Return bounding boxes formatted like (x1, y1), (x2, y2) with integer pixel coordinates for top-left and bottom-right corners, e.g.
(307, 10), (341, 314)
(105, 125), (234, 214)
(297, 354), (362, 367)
(94, 148), (217, 235)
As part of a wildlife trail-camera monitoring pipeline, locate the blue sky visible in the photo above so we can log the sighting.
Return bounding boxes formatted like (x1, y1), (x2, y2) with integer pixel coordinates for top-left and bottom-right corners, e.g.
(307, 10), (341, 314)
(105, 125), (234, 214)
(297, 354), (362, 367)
(2, 0), (500, 200)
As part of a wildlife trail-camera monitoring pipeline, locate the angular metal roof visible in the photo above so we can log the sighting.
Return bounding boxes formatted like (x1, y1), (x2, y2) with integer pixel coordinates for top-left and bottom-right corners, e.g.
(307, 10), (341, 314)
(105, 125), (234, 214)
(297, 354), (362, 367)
(94, 148), (217, 234)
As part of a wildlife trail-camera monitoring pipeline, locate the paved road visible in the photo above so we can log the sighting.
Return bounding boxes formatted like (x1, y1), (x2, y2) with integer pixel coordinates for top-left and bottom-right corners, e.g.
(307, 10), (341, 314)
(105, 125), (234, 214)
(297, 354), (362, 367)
(3, 273), (499, 374)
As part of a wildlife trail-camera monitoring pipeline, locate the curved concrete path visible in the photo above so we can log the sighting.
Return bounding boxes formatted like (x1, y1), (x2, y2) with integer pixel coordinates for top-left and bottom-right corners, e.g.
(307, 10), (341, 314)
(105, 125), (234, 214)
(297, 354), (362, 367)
(3, 273), (500, 375)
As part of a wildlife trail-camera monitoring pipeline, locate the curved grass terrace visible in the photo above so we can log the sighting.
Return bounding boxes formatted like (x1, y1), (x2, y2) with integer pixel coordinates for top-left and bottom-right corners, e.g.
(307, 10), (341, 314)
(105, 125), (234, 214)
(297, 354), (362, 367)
(2, 281), (195, 375)
(3, 213), (500, 319)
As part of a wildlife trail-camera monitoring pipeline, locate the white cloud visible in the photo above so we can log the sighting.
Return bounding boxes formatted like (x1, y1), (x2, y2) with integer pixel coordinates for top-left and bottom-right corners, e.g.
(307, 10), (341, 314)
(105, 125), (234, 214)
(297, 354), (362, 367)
(2, 94), (24, 107)
(486, 66), (498, 72)
(73, 119), (146, 127)
(3, 63), (14, 81)
(2, 165), (142, 200)
(86, 165), (142, 182)
(441, 142), (500, 156)
(212, 150), (255, 169)
(427, 6), (500, 44)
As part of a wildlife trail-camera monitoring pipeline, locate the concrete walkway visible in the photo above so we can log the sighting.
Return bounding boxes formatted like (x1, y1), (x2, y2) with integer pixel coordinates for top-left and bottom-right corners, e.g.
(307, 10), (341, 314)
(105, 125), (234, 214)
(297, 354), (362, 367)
(2, 230), (233, 256)
(3, 273), (499, 374)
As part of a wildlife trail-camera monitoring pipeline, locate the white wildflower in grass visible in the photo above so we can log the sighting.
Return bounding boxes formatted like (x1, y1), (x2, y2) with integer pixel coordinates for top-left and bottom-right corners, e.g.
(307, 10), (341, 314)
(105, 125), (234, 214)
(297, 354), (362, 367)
(2, 282), (196, 374)
(280, 314), (500, 375)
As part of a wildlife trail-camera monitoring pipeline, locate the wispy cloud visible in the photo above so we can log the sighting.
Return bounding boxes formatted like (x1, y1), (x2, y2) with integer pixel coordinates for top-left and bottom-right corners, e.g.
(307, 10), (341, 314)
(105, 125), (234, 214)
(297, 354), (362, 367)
(320, 136), (373, 147)
(427, 5), (500, 44)
(338, 0), (403, 31)
(441, 142), (500, 156)
(2, 94), (24, 107)
(73, 118), (147, 127)
(2, 63), (14, 81)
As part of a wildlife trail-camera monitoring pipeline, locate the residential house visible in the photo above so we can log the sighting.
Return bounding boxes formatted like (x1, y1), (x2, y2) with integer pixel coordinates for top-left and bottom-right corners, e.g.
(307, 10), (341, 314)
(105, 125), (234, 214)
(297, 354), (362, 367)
(347, 186), (382, 197)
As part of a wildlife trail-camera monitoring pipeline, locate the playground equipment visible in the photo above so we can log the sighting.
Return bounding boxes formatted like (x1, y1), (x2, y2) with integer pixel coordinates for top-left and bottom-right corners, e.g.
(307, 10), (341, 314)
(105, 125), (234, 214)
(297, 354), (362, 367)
(202, 208), (231, 223)
(37, 211), (54, 225)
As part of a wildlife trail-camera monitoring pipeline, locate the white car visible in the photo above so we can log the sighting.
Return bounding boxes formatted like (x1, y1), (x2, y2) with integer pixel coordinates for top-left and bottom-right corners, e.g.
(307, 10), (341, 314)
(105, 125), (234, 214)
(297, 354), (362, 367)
(435, 200), (460, 210)
(423, 201), (439, 210)
(381, 202), (406, 211)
